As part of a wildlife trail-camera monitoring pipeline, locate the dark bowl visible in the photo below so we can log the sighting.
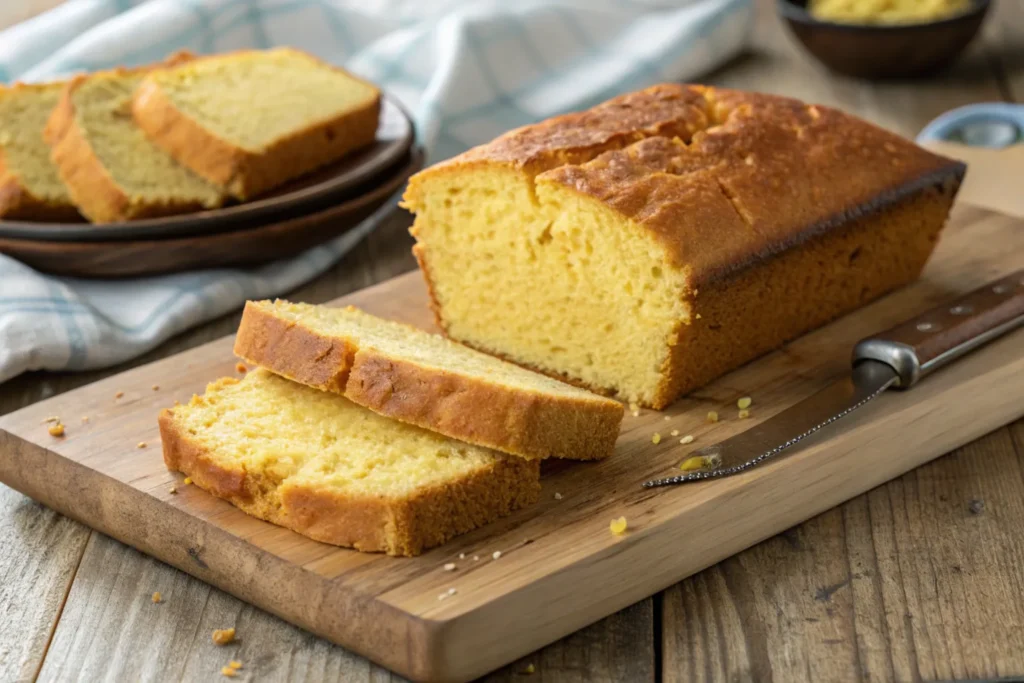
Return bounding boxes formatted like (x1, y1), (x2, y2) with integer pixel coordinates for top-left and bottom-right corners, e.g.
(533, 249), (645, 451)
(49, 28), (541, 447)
(778, 0), (991, 79)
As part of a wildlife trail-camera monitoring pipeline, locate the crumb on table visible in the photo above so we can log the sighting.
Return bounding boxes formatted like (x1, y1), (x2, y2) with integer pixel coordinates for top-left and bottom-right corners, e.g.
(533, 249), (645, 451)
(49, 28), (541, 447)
(236, 363), (248, 374)
(610, 517), (628, 535)
(738, 409), (750, 419)
(221, 666), (237, 678)
(184, 477), (193, 485)
(737, 396), (752, 410)
(229, 660), (243, 670)
(212, 627), (236, 645)
(706, 411), (719, 424)
(137, 441), (147, 449)
(48, 423), (65, 437)
(152, 384), (160, 391)
(115, 391), (124, 399)
(151, 592), (162, 603)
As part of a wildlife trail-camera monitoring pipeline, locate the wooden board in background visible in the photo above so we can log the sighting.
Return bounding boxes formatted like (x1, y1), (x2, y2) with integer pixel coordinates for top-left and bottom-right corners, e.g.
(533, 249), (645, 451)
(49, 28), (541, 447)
(0, 204), (1022, 682)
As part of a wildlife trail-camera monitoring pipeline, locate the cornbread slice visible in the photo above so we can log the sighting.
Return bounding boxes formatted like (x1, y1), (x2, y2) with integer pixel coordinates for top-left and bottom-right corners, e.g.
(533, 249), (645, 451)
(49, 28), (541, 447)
(234, 301), (624, 461)
(44, 58), (226, 223)
(159, 369), (540, 556)
(132, 48), (381, 200)
(0, 82), (79, 221)
(403, 84), (965, 408)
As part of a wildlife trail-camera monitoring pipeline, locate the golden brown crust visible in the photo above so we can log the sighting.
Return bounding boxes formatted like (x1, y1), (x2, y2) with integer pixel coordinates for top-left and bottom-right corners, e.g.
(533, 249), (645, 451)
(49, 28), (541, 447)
(44, 57), (219, 223)
(132, 49), (382, 200)
(233, 301), (624, 461)
(159, 401), (540, 556)
(232, 301), (356, 393)
(649, 181), (958, 408)
(405, 84), (965, 288)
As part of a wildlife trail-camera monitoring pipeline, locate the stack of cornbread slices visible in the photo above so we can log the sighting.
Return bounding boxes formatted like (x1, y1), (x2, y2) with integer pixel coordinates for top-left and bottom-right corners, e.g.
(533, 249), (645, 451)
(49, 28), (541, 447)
(159, 301), (624, 556)
(1, 47), (380, 223)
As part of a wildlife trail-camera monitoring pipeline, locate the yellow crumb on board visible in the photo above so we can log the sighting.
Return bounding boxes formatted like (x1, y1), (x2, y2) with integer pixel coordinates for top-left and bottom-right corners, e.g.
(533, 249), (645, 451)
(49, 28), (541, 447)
(115, 391), (124, 399)
(151, 592), (162, 603)
(221, 667), (237, 678)
(152, 384), (160, 391)
(229, 661), (243, 670)
(524, 663), (536, 674)
(679, 453), (722, 472)
(48, 423), (65, 437)
(236, 363), (248, 373)
(738, 409), (750, 419)
(610, 517), (628, 535)
(706, 411), (719, 423)
(651, 433), (661, 444)
(737, 396), (752, 409)
(212, 627), (236, 645)
(680, 435), (694, 445)
(183, 477), (193, 485)
(137, 442), (147, 449)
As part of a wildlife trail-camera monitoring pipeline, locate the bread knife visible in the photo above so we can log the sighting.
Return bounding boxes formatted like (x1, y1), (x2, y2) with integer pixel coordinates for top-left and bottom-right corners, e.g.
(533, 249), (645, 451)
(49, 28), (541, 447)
(643, 269), (1024, 488)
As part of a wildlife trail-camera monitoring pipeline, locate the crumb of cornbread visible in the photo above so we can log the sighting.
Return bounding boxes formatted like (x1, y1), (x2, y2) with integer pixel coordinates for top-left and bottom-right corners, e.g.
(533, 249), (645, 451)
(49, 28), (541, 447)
(212, 628), (235, 645)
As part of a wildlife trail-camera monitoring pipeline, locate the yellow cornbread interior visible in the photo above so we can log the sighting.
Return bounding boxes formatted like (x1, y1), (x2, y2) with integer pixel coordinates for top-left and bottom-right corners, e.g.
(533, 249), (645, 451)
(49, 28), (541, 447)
(71, 71), (223, 211)
(255, 300), (614, 399)
(148, 48), (379, 151)
(173, 368), (503, 503)
(0, 83), (70, 205)
(406, 167), (690, 405)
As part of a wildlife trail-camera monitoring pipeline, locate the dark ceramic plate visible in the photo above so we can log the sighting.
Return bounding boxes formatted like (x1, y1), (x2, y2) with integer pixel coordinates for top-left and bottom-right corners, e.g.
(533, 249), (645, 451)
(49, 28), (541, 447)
(0, 148), (424, 278)
(778, 0), (991, 80)
(0, 95), (414, 242)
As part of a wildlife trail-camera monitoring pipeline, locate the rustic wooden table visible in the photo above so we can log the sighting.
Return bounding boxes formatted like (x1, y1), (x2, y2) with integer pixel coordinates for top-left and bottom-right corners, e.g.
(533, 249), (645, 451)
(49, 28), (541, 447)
(3, 1), (1024, 681)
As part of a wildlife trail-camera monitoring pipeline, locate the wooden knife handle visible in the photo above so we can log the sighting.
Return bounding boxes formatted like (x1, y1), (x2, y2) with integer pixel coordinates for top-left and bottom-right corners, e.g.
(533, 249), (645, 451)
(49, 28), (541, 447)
(853, 269), (1024, 388)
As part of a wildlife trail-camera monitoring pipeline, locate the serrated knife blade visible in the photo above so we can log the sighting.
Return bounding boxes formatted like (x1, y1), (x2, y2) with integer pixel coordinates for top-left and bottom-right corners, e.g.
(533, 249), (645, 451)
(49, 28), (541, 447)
(644, 268), (1024, 488)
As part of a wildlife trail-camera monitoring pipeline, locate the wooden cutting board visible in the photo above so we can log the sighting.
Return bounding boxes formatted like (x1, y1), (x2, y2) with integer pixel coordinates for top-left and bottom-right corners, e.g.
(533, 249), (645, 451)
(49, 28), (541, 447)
(1, 203), (1022, 682)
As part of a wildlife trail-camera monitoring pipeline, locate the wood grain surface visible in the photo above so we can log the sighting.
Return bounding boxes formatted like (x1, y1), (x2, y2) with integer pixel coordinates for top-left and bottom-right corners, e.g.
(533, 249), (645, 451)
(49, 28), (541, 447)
(2, 1), (1023, 681)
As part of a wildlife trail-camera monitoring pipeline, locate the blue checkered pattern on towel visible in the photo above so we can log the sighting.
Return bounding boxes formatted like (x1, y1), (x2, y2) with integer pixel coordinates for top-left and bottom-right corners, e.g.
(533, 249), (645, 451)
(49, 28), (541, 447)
(0, 0), (753, 384)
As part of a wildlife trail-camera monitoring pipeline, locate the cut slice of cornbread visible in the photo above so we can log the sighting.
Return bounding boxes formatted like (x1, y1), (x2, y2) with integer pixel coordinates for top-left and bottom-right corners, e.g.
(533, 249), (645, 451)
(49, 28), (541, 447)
(234, 300), (624, 461)
(0, 81), (79, 221)
(159, 369), (540, 556)
(132, 48), (381, 200)
(44, 57), (226, 223)
(403, 84), (964, 408)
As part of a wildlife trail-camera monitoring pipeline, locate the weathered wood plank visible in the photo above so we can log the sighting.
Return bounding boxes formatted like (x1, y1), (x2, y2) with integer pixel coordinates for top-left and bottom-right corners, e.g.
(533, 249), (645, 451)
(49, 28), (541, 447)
(0, 487), (90, 682)
(482, 599), (655, 683)
(661, 420), (1024, 682)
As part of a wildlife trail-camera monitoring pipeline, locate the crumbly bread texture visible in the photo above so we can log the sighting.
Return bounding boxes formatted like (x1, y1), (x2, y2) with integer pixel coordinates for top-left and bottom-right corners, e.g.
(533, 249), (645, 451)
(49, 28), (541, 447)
(0, 81), (79, 221)
(44, 56), (226, 223)
(131, 48), (381, 200)
(159, 369), (540, 556)
(403, 84), (965, 408)
(233, 300), (624, 461)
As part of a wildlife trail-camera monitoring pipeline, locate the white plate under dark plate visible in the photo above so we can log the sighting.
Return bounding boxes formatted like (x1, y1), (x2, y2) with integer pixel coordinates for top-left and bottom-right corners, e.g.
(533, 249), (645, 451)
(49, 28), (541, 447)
(0, 95), (414, 243)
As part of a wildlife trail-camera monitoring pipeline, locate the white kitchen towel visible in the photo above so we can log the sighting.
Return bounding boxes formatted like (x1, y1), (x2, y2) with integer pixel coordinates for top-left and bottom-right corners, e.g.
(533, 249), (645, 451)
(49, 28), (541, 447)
(0, 0), (753, 384)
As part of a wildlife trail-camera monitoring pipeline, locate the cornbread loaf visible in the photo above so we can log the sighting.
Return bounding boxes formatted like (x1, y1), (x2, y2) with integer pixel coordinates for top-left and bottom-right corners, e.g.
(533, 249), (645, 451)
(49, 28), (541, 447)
(0, 81), (79, 221)
(45, 56), (226, 223)
(402, 84), (965, 409)
(234, 300), (624, 461)
(131, 48), (381, 200)
(159, 369), (540, 556)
